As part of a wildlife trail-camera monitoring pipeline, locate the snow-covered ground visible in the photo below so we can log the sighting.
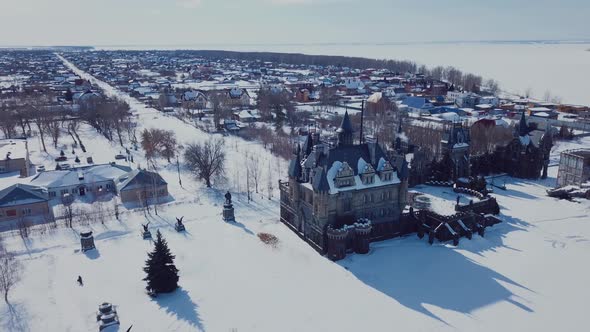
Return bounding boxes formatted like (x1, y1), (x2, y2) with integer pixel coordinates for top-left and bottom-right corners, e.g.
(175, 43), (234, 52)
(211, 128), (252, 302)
(1, 56), (589, 332)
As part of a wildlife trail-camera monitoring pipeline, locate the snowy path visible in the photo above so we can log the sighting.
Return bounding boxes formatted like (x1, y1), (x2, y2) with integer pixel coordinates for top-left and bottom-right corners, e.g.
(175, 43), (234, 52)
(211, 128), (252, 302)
(57, 53), (286, 208)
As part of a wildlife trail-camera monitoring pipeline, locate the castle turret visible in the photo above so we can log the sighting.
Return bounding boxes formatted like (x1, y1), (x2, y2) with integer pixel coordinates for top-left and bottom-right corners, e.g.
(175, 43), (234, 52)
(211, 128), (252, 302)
(336, 111), (354, 146)
(353, 219), (372, 254)
(288, 147), (302, 181)
(326, 225), (349, 261)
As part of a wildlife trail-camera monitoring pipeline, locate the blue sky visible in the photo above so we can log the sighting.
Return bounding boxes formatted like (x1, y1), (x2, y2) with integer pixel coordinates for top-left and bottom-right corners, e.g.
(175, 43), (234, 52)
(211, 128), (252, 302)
(0, 0), (588, 46)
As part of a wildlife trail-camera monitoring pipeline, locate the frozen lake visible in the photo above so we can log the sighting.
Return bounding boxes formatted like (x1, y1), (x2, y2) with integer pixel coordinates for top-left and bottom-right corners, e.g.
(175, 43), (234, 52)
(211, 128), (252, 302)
(98, 41), (590, 106)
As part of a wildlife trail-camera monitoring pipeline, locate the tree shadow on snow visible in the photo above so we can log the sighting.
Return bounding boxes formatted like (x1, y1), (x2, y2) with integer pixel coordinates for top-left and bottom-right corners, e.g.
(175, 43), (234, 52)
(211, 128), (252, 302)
(339, 231), (534, 325)
(0, 302), (30, 332)
(154, 288), (204, 331)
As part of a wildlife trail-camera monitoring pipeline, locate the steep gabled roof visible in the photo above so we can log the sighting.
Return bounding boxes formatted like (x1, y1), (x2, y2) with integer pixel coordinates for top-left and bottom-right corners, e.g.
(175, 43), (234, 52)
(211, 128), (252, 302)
(321, 143), (387, 176)
(116, 169), (167, 192)
(312, 167), (330, 192)
(0, 184), (47, 207)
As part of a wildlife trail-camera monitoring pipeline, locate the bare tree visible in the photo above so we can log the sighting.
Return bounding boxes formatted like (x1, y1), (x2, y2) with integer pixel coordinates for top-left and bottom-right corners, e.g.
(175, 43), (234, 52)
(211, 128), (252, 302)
(184, 138), (226, 188)
(16, 218), (31, 239)
(0, 106), (17, 139)
(524, 87), (533, 99)
(61, 194), (75, 228)
(0, 249), (22, 303)
(484, 79), (501, 95)
(248, 154), (261, 194)
(45, 114), (62, 148)
(209, 91), (230, 131)
(30, 105), (50, 152)
(160, 131), (177, 163)
(141, 128), (177, 163)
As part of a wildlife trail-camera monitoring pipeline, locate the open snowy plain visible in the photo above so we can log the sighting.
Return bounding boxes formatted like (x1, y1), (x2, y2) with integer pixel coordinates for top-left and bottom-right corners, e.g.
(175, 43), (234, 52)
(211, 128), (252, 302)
(0, 56), (589, 332)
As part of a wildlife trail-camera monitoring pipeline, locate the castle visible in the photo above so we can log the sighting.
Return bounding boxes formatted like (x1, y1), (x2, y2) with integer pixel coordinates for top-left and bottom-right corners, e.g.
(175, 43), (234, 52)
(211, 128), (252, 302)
(279, 111), (409, 260)
(494, 112), (553, 179)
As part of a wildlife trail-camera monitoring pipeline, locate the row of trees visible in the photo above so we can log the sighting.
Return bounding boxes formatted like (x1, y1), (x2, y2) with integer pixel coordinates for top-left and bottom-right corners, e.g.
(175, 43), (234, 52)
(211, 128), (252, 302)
(421, 65), (492, 93)
(180, 50), (499, 93)
(0, 91), (134, 151)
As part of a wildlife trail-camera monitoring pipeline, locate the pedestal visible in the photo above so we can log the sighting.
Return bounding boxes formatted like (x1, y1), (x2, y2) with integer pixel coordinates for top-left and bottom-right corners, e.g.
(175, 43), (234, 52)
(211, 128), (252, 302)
(175, 223), (185, 232)
(80, 231), (95, 252)
(223, 203), (235, 222)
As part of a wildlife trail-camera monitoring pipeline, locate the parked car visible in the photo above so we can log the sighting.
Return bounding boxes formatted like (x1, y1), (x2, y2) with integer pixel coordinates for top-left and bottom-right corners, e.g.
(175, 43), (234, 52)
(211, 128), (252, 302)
(114, 154), (127, 160)
(56, 163), (71, 170)
(36, 165), (46, 172)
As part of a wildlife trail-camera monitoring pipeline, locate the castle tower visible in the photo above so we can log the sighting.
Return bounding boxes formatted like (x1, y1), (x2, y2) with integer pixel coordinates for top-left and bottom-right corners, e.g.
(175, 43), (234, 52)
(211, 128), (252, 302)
(519, 111), (530, 137)
(326, 226), (349, 261)
(540, 129), (553, 179)
(353, 220), (372, 254)
(441, 121), (471, 180)
(336, 111), (354, 146)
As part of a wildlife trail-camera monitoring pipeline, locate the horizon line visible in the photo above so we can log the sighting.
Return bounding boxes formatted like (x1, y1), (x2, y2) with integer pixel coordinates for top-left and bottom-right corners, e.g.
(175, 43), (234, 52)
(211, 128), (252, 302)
(1, 38), (590, 49)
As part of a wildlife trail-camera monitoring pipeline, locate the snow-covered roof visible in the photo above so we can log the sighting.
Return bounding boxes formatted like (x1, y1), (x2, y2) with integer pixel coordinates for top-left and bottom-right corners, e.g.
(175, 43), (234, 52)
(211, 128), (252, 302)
(367, 92), (383, 103)
(30, 164), (132, 189)
(326, 159), (400, 194)
(0, 183), (47, 207)
(116, 169), (167, 192)
(0, 139), (27, 160)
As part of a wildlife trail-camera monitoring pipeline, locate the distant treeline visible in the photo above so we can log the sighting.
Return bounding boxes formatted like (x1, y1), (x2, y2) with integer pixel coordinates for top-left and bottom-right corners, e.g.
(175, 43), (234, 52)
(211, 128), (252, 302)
(175, 50), (419, 73)
(168, 50), (495, 93)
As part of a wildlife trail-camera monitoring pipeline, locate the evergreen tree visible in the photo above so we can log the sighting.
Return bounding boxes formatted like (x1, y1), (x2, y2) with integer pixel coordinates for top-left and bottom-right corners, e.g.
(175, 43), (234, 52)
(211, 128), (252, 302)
(143, 230), (179, 294)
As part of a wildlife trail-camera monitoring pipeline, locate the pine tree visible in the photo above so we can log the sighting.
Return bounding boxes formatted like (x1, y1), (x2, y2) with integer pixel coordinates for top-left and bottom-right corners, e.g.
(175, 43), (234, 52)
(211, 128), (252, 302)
(143, 230), (179, 294)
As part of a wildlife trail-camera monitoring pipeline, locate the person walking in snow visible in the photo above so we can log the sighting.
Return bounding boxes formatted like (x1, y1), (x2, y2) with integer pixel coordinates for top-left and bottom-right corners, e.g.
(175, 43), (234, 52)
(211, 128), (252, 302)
(77, 275), (83, 286)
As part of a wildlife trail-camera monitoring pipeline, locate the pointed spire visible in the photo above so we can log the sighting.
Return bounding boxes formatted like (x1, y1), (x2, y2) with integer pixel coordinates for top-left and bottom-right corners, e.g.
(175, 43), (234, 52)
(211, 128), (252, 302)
(336, 110), (354, 146)
(288, 150), (302, 180)
(395, 119), (404, 152)
(303, 132), (313, 157)
(338, 110), (354, 135)
(519, 111), (529, 137)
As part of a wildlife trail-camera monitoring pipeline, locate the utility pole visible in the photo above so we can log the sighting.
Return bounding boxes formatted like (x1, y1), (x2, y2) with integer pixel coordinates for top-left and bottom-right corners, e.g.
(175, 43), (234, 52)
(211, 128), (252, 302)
(359, 99), (365, 144)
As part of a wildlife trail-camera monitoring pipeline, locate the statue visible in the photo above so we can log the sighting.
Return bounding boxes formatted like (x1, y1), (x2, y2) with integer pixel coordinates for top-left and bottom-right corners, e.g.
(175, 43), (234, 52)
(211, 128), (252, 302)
(223, 191), (235, 222)
(175, 216), (185, 232)
(141, 222), (152, 239)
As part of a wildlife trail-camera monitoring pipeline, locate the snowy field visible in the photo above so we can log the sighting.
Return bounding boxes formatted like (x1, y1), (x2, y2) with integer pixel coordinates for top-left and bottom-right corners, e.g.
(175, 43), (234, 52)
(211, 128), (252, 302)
(1, 56), (590, 331)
